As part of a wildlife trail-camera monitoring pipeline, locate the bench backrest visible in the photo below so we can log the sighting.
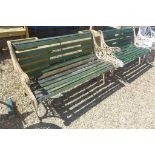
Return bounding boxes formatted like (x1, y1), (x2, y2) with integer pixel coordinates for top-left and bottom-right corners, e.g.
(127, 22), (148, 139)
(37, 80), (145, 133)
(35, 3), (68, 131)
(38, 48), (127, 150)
(103, 27), (134, 48)
(12, 32), (94, 78)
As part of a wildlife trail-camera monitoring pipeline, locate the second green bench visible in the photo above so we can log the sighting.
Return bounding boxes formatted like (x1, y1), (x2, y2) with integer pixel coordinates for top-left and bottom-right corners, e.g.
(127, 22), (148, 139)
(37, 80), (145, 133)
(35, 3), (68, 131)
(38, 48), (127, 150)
(99, 27), (150, 67)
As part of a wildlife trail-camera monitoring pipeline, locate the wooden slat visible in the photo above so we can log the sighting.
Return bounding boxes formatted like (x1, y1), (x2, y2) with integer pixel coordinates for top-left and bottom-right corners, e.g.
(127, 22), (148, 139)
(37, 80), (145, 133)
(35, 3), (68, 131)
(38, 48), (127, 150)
(16, 39), (92, 58)
(36, 62), (113, 102)
(27, 54), (93, 77)
(38, 61), (96, 83)
(13, 32), (91, 51)
(11, 37), (37, 44)
(22, 61), (50, 72)
(39, 61), (102, 87)
(43, 54), (92, 73)
(16, 44), (60, 58)
(19, 53), (51, 66)
(104, 28), (133, 42)
(38, 58), (92, 79)
(18, 44), (91, 65)
(106, 36), (133, 47)
(49, 50), (92, 65)
(59, 33), (91, 42)
(40, 62), (111, 93)
(0, 27), (26, 38)
(114, 47), (149, 64)
(120, 51), (148, 63)
(114, 46), (140, 57)
(38, 62), (107, 91)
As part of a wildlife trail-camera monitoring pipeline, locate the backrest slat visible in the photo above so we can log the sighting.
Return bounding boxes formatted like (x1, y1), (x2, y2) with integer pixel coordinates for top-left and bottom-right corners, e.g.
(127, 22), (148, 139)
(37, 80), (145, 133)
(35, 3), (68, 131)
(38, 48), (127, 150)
(103, 27), (134, 48)
(13, 32), (91, 51)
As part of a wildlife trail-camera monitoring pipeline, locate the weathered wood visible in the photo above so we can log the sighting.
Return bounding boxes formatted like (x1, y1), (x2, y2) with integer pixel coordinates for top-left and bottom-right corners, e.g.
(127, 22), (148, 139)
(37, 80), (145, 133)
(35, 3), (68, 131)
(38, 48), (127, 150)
(8, 31), (113, 110)
(36, 63), (113, 102)
(7, 40), (38, 109)
(13, 32), (91, 51)
(37, 62), (111, 92)
(0, 26), (29, 39)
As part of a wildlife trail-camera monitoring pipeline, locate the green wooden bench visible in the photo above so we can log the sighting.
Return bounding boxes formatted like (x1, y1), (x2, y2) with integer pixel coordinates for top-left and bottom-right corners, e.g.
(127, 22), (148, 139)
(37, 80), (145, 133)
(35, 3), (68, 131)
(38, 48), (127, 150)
(7, 32), (114, 110)
(98, 27), (151, 67)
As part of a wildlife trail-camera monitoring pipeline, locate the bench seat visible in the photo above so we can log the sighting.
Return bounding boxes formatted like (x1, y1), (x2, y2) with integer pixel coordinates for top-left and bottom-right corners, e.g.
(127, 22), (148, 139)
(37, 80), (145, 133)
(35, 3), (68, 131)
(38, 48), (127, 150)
(113, 45), (149, 65)
(32, 59), (113, 102)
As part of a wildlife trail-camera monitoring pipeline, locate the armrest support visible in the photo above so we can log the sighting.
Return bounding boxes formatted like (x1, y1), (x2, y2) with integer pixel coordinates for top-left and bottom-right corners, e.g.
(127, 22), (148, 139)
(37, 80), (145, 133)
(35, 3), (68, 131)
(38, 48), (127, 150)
(7, 41), (30, 85)
(98, 30), (121, 54)
(90, 30), (124, 68)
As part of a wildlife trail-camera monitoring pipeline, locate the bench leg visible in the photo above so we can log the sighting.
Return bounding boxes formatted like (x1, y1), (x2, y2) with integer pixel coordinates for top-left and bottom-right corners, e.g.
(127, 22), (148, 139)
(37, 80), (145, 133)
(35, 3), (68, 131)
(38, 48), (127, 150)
(145, 52), (154, 64)
(141, 55), (146, 64)
(102, 74), (105, 85)
(138, 57), (141, 65)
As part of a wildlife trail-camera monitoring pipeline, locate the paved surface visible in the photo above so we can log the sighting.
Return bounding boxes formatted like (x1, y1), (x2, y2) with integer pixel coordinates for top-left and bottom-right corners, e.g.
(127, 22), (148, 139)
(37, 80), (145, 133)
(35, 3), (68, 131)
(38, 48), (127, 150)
(0, 49), (155, 129)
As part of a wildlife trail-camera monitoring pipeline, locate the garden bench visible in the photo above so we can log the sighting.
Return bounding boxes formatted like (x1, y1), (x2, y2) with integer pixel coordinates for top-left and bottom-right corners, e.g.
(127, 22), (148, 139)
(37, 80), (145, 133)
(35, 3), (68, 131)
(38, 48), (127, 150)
(93, 27), (151, 68)
(7, 32), (114, 110)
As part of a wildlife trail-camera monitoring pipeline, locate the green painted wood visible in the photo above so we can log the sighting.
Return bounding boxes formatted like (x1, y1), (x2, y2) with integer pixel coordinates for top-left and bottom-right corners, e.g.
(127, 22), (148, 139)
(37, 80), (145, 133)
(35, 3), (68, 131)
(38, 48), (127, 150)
(16, 39), (92, 58)
(36, 62), (113, 102)
(115, 46), (147, 59)
(11, 37), (37, 44)
(13, 32), (91, 51)
(19, 53), (51, 65)
(38, 61), (95, 83)
(48, 51), (92, 65)
(10, 31), (114, 104)
(104, 28), (133, 41)
(27, 54), (93, 77)
(18, 44), (91, 65)
(42, 54), (93, 73)
(105, 35), (133, 47)
(39, 62), (111, 94)
(115, 48), (138, 58)
(121, 51), (148, 64)
(16, 45), (61, 58)
(103, 27), (150, 65)
(114, 48), (148, 64)
(38, 61), (103, 88)
(22, 61), (50, 72)
(39, 62), (110, 91)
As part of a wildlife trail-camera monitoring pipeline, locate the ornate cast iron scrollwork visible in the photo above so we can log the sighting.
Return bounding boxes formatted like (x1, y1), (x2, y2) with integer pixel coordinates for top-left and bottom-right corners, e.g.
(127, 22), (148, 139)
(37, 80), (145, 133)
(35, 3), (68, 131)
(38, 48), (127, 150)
(91, 30), (124, 68)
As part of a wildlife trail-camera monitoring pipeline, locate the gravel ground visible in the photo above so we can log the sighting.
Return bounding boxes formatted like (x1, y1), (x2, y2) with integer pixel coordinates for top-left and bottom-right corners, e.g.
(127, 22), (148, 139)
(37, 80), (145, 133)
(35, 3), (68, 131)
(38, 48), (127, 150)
(0, 48), (155, 129)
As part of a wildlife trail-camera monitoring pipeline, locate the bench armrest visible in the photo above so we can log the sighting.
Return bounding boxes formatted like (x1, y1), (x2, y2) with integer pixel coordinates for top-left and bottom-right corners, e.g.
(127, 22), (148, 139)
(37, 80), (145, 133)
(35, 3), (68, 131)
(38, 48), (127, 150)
(7, 41), (30, 85)
(91, 30), (124, 68)
(98, 30), (121, 54)
(7, 41), (39, 109)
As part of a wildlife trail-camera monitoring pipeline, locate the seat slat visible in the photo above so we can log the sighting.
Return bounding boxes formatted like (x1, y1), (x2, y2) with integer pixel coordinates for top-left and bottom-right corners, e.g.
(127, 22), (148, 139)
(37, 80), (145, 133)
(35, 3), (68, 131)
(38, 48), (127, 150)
(114, 47), (148, 64)
(27, 54), (93, 77)
(36, 62), (113, 102)
(38, 62), (109, 91)
(38, 61), (102, 88)
(43, 54), (93, 73)
(38, 61), (96, 83)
